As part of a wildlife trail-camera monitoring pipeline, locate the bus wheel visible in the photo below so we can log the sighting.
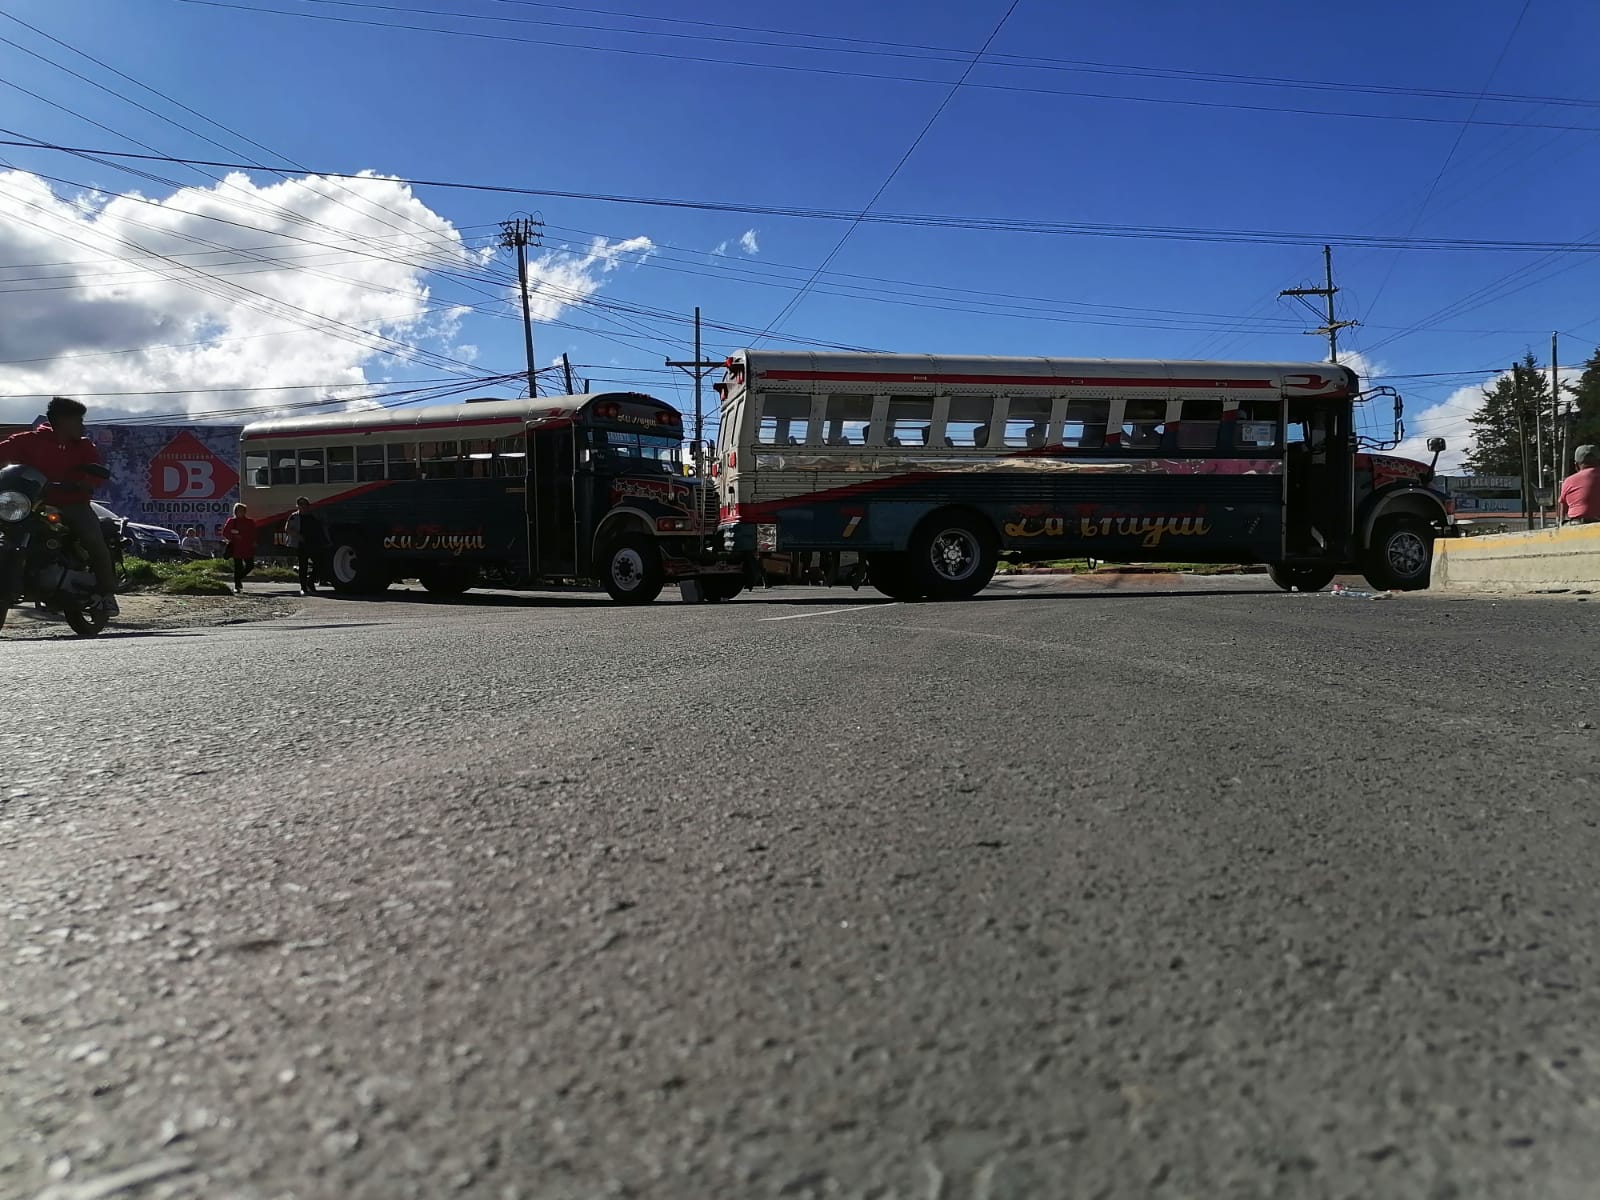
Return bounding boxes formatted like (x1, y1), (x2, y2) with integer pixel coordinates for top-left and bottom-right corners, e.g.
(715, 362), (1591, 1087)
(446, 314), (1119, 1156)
(699, 575), (744, 603)
(330, 542), (390, 595)
(1362, 516), (1434, 591)
(1268, 564), (1336, 592)
(868, 553), (924, 601)
(417, 563), (478, 596)
(909, 514), (997, 600)
(600, 534), (664, 604)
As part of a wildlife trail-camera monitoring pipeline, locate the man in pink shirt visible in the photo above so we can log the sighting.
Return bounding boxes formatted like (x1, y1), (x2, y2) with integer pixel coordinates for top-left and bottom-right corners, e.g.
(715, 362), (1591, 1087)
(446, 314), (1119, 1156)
(1559, 445), (1599, 524)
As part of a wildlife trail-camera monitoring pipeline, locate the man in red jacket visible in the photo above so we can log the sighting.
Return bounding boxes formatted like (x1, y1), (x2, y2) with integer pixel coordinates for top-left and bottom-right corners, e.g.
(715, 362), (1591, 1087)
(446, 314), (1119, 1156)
(0, 396), (118, 615)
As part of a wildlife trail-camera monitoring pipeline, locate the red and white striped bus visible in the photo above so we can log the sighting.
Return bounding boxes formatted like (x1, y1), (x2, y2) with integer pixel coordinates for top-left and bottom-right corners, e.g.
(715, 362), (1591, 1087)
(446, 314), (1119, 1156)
(713, 351), (1452, 599)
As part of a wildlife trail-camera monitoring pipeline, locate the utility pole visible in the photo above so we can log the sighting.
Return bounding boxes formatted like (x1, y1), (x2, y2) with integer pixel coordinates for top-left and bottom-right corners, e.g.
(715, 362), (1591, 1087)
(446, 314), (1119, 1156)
(1551, 332), (1561, 486)
(498, 216), (544, 399)
(1513, 362), (1534, 531)
(561, 353), (576, 395)
(1280, 245), (1360, 363)
(666, 306), (721, 475)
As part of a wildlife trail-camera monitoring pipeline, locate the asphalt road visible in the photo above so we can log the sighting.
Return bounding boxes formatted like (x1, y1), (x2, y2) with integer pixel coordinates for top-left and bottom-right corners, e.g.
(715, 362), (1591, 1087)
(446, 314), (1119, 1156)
(3, 575), (1599, 1200)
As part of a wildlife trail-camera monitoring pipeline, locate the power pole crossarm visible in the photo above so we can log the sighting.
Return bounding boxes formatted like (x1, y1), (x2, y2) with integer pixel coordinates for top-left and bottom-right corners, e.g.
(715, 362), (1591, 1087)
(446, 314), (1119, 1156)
(666, 306), (722, 475)
(499, 216), (544, 398)
(1280, 245), (1359, 363)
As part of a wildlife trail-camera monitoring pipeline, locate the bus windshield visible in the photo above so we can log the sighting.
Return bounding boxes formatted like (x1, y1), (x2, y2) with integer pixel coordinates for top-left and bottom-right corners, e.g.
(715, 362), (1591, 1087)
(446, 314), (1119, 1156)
(587, 431), (682, 473)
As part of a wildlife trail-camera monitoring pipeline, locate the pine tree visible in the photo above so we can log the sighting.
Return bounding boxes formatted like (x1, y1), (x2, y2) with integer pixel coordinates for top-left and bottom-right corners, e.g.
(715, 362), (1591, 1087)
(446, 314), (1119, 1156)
(1464, 352), (1550, 477)
(1565, 346), (1600, 457)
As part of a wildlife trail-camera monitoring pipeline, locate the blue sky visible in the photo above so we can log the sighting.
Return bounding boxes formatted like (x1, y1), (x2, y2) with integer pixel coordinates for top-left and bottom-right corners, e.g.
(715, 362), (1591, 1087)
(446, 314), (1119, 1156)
(1, 0), (1598, 468)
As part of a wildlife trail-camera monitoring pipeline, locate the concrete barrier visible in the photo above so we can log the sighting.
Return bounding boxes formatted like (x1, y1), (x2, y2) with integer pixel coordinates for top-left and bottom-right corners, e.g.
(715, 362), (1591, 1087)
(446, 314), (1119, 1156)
(1431, 523), (1600, 592)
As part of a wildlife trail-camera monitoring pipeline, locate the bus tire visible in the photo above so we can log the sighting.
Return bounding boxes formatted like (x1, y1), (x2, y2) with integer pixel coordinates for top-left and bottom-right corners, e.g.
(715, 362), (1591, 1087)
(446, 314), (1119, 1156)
(867, 553), (924, 601)
(908, 512), (997, 600)
(330, 541), (390, 595)
(699, 575), (744, 603)
(1362, 515), (1434, 591)
(1268, 564), (1336, 593)
(417, 563), (478, 596)
(600, 533), (664, 604)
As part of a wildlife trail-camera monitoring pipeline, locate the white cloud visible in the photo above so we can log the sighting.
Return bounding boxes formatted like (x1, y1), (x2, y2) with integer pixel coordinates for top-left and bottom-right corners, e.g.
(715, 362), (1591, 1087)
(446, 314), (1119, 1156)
(519, 234), (655, 323)
(708, 230), (758, 259)
(1391, 379), (1486, 475)
(0, 168), (477, 425)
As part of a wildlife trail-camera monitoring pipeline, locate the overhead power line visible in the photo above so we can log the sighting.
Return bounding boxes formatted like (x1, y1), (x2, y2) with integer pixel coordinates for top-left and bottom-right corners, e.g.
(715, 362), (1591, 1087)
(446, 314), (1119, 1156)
(168, 0), (1600, 134)
(756, 0), (1022, 340)
(6, 137), (1600, 256)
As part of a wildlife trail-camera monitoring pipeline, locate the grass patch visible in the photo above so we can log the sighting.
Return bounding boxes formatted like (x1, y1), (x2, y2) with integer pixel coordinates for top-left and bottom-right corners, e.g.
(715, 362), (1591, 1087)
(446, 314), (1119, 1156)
(119, 557), (299, 595)
(998, 558), (1092, 572)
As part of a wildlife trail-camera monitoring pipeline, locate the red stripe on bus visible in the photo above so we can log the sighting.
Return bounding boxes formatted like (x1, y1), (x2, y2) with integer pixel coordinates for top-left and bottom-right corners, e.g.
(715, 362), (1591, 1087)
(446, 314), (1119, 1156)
(256, 479), (394, 524)
(758, 370), (1281, 390)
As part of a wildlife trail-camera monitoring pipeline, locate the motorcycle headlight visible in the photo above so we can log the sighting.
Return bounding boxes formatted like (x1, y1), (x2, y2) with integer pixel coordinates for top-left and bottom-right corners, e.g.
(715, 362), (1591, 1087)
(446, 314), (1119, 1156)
(0, 490), (33, 523)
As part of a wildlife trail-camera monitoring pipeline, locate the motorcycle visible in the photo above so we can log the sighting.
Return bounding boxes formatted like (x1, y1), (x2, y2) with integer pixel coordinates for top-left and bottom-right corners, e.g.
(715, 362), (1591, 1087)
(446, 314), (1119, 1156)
(0, 463), (114, 637)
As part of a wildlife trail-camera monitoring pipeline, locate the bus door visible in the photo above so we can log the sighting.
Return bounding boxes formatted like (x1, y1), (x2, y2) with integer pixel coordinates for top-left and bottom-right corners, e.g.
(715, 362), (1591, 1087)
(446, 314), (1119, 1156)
(528, 422), (577, 576)
(1285, 399), (1353, 557)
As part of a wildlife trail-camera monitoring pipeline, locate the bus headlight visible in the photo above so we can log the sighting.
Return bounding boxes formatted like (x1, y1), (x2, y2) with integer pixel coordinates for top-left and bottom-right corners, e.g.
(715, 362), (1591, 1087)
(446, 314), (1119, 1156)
(757, 523), (778, 552)
(0, 491), (32, 523)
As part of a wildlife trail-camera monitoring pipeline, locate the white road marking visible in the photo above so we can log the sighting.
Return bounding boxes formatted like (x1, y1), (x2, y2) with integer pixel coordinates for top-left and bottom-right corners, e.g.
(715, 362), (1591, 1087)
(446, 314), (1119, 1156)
(758, 604), (897, 622)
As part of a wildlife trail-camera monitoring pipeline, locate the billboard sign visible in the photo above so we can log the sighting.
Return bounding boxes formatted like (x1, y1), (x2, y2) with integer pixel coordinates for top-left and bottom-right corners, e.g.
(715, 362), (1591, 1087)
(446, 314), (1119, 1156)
(89, 425), (244, 537)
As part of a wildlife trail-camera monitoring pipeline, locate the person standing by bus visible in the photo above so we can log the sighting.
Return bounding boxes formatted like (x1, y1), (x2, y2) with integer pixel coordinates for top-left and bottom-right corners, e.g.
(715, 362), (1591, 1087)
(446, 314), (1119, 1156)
(1560, 445), (1599, 525)
(221, 502), (258, 594)
(285, 496), (329, 594)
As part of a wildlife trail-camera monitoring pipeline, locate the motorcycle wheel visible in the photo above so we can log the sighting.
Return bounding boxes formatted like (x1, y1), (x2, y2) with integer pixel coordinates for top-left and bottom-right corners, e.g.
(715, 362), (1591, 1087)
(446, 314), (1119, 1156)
(62, 602), (109, 638)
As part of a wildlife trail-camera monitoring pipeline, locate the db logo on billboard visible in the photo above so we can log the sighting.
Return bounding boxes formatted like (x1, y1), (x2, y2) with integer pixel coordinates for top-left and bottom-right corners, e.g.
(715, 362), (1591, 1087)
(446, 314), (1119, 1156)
(147, 431), (239, 500)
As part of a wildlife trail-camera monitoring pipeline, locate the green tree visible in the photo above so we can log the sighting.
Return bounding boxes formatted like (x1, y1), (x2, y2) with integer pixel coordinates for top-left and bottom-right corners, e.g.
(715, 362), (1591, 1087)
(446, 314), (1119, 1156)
(1464, 351), (1550, 477)
(1565, 345), (1600, 457)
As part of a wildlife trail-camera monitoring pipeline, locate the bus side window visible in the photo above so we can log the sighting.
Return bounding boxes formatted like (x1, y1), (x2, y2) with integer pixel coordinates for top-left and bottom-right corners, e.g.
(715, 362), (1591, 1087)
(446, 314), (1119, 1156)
(1121, 398), (1166, 448)
(946, 396), (994, 448)
(270, 450), (299, 485)
(421, 440), (461, 480)
(244, 450), (269, 487)
(822, 394), (872, 446)
(755, 394), (813, 446)
(297, 449), (325, 485)
(356, 444), (385, 482)
(886, 397), (933, 448)
(387, 442), (418, 481)
(1061, 399), (1109, 448)
(492, 434), (527, 477)
(1002, 397), (1052, 448)
(1235, 400), (1282, 449)
(327, 447), (355, 484)
(1176, 398), (1222, 451)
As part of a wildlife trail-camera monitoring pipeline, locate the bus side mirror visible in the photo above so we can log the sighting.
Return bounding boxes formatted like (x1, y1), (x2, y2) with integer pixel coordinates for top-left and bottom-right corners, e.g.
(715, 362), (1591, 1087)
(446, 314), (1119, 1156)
(1424, 436), (1445, 484)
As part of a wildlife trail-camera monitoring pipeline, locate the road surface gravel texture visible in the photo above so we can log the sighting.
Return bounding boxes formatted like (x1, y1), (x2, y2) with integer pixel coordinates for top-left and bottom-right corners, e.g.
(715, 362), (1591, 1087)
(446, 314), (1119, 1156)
(2, 575), (1598, 1200)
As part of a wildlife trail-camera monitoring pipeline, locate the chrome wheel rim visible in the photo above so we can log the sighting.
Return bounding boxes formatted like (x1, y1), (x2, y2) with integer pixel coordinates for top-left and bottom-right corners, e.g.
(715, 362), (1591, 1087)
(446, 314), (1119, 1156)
(1387, 530), (1428, 577)
(928, 528), (979, 582)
